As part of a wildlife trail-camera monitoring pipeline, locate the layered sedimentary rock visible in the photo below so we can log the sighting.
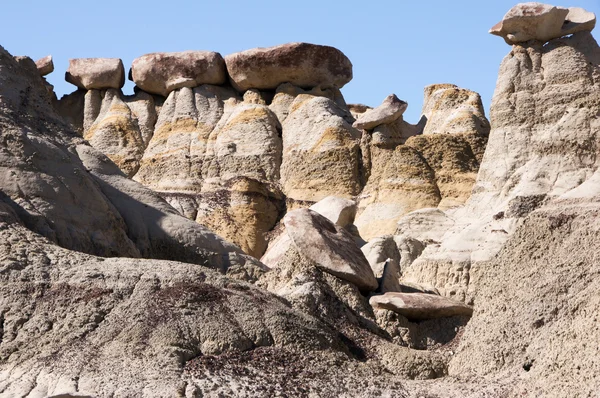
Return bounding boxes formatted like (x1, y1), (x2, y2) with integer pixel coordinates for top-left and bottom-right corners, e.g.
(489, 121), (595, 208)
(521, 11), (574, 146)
(280, 94), (363, 204)
(354, 85), (489, 240)
(0, 46), (260, 277)
(400, 18), (600, 302)
(51, 41), (492, 260)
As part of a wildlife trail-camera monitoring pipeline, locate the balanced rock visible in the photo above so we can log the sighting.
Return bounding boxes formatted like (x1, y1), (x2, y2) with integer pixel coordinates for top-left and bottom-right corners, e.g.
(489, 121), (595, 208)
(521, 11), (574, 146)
(130, 51), (227, 97)
(284, 209), (378, 291)
(353, 94), (408, 130)
(65, 58), (125, 89)
(490, 3), (596, 45)
(369, 292), (473, 320)
(224, 42), (353, 92)
(309, 195), (357, 227)
(34, 55), (53, 76)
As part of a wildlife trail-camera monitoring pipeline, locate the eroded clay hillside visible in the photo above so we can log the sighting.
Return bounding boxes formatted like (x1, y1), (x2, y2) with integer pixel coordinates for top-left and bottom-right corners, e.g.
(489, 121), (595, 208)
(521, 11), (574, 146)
(0, 2), (599, 397)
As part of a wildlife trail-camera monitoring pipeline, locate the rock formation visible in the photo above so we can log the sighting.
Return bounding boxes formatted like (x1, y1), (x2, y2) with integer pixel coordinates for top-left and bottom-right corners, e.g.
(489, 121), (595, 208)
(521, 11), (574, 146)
(4, 2), (600, 396)
(52, 43), (490, 259)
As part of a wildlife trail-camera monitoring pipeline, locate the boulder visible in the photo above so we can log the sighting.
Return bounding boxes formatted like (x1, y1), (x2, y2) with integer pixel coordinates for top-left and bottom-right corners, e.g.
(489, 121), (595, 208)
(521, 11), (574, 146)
(309, 195), (357, 227)
(34, 55), (53, 76)
(361, 236), (401, 293)
(65, 58), (125, 89)
(284, 209), (378, 291)
(490, 3), (596, 45)
(353, 94), (408, 130)
(130, 51), (227, 97)
(224, 42), (353, 91)
(369, 292), (473, 320)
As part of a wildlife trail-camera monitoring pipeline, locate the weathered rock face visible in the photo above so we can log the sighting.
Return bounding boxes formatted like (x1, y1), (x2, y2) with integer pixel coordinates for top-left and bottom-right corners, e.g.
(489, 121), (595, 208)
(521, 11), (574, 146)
(353, 94), (408, 130)
(83, 89), (147, 176)
(131, 85), (284, 257)
(53, 43), (489, 262)
(0, 44), (261, 277)
(130, 51), (227, 97)
(490, 3), (596, 45)
(65, 58), (125, 90)
(354, 85), (489, 240)
(401, 28), (600, 301)
(355, 145), (441, 240)
(448, 200), (600, 397)
(224, 42), (353, 91)
(280, 95), (363, 203)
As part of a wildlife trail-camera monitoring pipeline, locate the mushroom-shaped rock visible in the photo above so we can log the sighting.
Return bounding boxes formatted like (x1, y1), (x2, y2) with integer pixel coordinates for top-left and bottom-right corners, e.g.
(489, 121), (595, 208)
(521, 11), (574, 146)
(66, 58), (125, 89)
(35, 55), (53, 76)
(353, 94), (408, 130)
(130, 51), (227, 97)
(283, 209), (378, 291)
(309, 196), (357, 227)
(224, 42), (353, 92)
(490, 3), (596, 44)
(369, 292), (473, 321)
(361, 236), (401, 293)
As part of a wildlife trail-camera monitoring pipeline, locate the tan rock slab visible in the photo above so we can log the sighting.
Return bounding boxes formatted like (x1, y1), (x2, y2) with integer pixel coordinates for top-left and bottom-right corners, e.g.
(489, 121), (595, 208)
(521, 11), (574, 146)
(284, 209), (378, 291)
(369, 292), (473, 320)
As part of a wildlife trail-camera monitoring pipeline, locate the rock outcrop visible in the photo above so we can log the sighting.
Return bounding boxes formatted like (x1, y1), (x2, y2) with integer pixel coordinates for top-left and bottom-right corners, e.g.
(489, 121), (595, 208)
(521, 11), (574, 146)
(52, 42), (490, 260)
(224, 42), (353, 91)
(400, 9), (600, 302)
(130, 51), (227, 97)
(354, 85), (489, 240)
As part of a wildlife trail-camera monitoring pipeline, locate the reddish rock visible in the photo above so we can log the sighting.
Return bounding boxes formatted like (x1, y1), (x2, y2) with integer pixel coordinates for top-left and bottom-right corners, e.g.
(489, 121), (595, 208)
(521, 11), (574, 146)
(224, 42), (352, 92)
(130, 51), (226, 97)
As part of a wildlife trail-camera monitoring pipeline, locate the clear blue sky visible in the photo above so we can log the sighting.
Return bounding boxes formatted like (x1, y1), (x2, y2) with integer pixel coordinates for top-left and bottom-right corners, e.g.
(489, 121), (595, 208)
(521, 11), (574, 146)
(2, 1), (599, 122)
